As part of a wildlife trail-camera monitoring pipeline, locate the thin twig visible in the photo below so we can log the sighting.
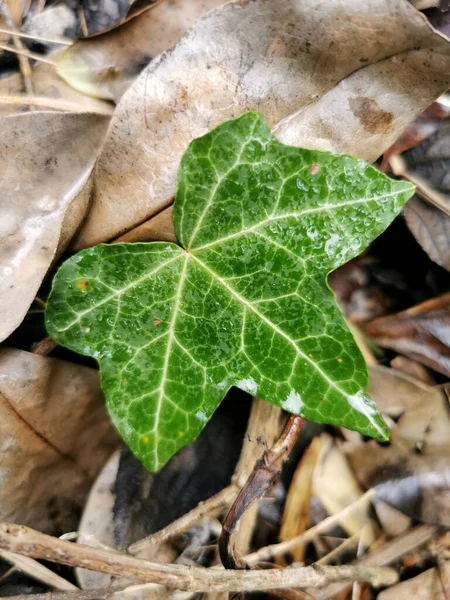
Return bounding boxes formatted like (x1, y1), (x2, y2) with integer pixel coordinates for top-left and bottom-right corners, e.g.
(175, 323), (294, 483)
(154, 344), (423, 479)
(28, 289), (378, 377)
(0, 28), (72, 45)
(313, 524), (438, 600)
(0, 4), (34, 94)
(219, 415), (304, 569)
(0, 524), (398, 592)
(129, 484), (239, 554)
(32, 337), (57, 356)
(243, 490), (375, 566)
(0, 548), (76, 590)
(0, 587), (128, 600)
(315, 534), (360, 565)
(0, 43), (57, 65)
(0, 95), (114, 114)
(267, 590), (318, 600)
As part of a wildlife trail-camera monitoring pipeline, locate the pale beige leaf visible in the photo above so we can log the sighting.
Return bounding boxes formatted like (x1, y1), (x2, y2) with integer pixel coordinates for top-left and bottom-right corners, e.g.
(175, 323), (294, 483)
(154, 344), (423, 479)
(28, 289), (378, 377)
(312, 434), (376, 542)
(0, 348), (118, 533)
(378, 567), (446, 600)
(0, 111), (109, 342)
(73, 0), (450, 249)
(57, 0), (226, 102)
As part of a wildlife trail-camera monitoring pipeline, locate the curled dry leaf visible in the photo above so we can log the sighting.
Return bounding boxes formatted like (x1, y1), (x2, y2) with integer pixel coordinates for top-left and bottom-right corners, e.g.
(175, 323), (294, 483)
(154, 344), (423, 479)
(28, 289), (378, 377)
(347, 366), (450, 526)
(362, 292), (450, 377)
(0, 111), (109, 343)
(73, 0), (450, 249)
(404, 196), (450, 272)
(57, 0), (226, 102)
(0, 348), (118, 533)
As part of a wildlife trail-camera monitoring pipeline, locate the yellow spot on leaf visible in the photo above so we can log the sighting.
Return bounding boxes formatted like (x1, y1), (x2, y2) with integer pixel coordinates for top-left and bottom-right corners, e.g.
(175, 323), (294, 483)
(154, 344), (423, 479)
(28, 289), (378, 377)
(142, 436), (149, 444)
(77, 280), (89, 290)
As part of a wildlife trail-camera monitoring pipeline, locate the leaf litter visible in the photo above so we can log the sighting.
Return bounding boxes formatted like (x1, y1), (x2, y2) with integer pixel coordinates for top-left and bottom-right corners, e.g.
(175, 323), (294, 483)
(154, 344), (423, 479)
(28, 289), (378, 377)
(0, 0), (450, 598)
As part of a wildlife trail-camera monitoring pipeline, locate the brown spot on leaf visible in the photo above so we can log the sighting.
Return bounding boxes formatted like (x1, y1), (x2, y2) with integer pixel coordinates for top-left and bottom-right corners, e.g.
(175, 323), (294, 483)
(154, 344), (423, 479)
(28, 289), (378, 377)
(310, 162), (320, 175)
(153, 318), (161, 326)
(77, 280), (89, 290)
(349, 97), (393, 134)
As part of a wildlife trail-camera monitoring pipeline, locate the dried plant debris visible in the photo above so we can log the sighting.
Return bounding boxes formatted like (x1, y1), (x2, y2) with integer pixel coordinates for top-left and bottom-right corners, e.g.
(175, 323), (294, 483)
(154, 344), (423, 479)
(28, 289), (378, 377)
(0, 1), (450, 598)
(348, 366), (450, 526)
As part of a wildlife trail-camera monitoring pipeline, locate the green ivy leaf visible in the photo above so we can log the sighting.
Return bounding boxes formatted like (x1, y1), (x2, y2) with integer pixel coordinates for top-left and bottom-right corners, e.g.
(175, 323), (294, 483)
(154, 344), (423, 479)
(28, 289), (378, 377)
(46, 112), (414, 471)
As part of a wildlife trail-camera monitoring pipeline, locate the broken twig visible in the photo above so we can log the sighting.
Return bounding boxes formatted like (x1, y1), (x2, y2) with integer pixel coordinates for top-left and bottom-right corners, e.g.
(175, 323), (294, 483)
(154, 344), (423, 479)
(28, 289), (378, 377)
(0, 524), (398, 592)
(219, 415), (304, 569)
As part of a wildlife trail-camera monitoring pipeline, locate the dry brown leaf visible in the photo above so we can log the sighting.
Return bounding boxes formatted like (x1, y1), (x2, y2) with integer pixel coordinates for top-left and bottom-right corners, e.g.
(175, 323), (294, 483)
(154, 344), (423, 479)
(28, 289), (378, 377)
(57, 0), (226, 102)
(72, 0), (450, 248)
(362, 293), (450, 377)
(347, 366), (450, 526)
(116, 206), (176, 243)
(0, 348), (118, 533)
(0, 111), (109, 343)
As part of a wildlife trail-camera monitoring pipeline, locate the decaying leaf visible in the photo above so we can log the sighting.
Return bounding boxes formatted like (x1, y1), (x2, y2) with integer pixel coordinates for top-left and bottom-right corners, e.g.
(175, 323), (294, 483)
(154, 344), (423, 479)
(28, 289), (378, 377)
(72, 0), (450, 249)
(0, 111), (109, 343)
(363, 292), (450, 377)
(347, 366), (450, 526)
(46, 112), (413, 471)
(57, 0), (226, 101)
(0, 348), (118, 533)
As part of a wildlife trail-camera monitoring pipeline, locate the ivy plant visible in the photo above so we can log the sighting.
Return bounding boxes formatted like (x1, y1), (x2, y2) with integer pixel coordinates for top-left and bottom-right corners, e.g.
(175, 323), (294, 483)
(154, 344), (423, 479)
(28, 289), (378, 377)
(45, 112), (414, 472)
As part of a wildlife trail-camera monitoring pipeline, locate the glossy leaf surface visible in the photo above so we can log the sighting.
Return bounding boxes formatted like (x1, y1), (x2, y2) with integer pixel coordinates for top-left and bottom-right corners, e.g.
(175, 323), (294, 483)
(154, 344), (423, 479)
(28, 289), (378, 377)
(46, 112), (414, 471)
